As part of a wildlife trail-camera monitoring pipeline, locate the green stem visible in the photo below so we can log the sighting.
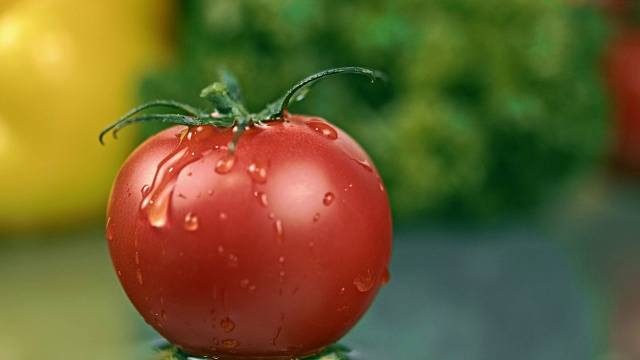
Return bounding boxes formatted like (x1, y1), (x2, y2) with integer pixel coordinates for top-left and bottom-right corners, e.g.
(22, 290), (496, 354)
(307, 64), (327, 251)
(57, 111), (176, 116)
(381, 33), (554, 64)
(270, 67), (377, 119)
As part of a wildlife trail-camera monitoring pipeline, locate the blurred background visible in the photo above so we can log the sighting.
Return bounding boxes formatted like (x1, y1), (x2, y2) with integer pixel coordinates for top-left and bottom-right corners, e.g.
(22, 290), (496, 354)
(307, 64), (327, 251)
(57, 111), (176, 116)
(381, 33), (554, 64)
(1, 0), (640, 359)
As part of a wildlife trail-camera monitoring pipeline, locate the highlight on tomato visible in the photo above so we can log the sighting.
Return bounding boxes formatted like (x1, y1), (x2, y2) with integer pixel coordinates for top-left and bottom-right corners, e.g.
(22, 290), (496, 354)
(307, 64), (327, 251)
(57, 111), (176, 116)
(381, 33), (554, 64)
(101, 67), (393, 359)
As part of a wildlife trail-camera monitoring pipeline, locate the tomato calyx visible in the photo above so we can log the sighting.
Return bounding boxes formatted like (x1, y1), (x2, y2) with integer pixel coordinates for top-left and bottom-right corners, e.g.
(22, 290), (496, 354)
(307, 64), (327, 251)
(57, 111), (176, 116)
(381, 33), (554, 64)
(99, 67), (380, 152)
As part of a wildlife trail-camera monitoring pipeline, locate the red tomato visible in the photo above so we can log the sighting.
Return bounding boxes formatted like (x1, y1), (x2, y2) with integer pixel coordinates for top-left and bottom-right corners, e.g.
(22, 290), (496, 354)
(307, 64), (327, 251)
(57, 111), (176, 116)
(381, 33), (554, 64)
(604, 30), (640, 173)
(105, 114), (392, 358)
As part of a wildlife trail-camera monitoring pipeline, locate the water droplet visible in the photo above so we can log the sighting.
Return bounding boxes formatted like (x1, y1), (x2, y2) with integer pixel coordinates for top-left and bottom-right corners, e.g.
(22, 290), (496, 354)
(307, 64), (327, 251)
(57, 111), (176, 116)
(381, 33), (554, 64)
(141, 144), (203, 228)
(217, 245), (224, 255)
(378, 179), (385, 192)
(221, 339), (240, 348)
(220, 317), (235, 332)
(135, 252), (140, 265)
(271, 327), (282, 346)
(210, 308), (217, 320)
(225, 254), (239, 268)
(268, 212), (276, 220)
(184, 212), (199, 231)
(339, 287), (346, 295)
(323, 192), (335, 206)
(274, 219), (283, 244)
(355, 158), (373, 172)
(313, 213), (320, 222)
(337, 305), (349, 312)
(161, 310), (168, 321)
(354, 269), (375, 292)
(208, 189), (214, 196)
(176, 128), (188, 140)
(215, 154), (236, 174)
(240, 279), (250, 288)
(219, 212), (228, 221)
(247, 160), (268, 183)
(249, 285), (257, 293)
(278, 270), (286, 282)
(305, 118), (338, 140)
(136, 269), (143, 284)
(155, 319), (164, 328)
(254, 191), (268, 207)
(105, 218), (114, 241)
(381, 267), (391, 286)
(278, 256), (285, 268)
(141, 184), (150, 196)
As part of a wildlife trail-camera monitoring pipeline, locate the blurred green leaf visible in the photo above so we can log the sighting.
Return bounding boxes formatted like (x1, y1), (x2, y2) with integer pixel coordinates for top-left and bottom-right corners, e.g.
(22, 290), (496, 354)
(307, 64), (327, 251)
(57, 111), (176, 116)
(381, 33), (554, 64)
(140, 0), (610, 223)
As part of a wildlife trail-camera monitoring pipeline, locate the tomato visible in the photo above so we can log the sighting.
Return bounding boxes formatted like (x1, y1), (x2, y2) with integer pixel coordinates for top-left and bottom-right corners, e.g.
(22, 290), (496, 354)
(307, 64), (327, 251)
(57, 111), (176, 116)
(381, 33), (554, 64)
(0, 0), (171, 231)
(604, 29), (640, 174)
(601, 0), (640, 174)
(103, 68), (393, 359)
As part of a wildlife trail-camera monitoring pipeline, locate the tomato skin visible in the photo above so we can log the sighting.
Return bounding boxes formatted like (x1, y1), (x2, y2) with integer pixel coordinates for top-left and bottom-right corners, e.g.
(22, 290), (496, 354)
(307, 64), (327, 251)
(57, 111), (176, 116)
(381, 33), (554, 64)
(106, 115), (392, 358)
(604, 30), (640, 173)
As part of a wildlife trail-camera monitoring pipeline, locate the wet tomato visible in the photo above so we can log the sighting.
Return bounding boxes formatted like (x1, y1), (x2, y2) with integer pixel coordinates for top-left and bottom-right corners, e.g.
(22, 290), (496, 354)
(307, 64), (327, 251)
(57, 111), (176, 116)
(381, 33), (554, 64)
(103, 68), (393, 359)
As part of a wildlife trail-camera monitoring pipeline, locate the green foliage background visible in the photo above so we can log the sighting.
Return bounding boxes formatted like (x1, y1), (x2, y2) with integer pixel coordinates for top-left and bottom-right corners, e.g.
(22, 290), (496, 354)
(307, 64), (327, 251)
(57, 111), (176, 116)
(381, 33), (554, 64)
(141, 0), (609, 223)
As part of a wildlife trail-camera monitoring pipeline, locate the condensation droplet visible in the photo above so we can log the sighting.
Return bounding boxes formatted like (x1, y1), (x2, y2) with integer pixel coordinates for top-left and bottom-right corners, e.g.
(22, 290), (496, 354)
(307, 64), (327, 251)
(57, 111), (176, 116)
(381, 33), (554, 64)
(268, 212), (276, 220)
(323, 192), (335, 206)
(225, 254), (239, 268)
(135, 252), (140, 265)
(339, 287), (346, 295)
(278, 256), (285, 268)
(278, 270), (286, 282)
(337, 305), (349, 312)
(353, 269), (376, 292)
(219, 212), (228, 221)
(221, 339), (240, 348)
(305, 118), (338, 140)
(247, 160), (268, 183)
(155, 319), (164, 328)
(240, 279), (250, 288)
(136, 269), (143, 284)
(184, 212), (199, 231)
(220, 317), (236, 332)
(254, 191), (268, 207)
(215, 154), (236, 174)
(355, 158), (373, 172)
(105, 217), (114, 241)
(176, 128), (188, 141)
(313, 213), (320, 222)
(161, 310), (168, 321)
(274, 219), (283, 244)
(141, 184), (150, 196)
(208, 189), (214, 196)
(381, 267), (391, 286)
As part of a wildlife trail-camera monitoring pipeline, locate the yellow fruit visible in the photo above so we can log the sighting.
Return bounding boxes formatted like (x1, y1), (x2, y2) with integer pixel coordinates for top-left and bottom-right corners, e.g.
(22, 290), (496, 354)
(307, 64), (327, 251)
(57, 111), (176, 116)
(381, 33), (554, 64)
(0, 0), (172, 232)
